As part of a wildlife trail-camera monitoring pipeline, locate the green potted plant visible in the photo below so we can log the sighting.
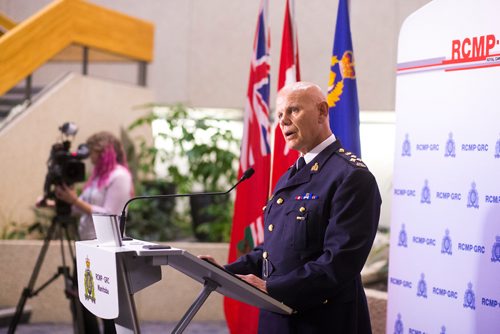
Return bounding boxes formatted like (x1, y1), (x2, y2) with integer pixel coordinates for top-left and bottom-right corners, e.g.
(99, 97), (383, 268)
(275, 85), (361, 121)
(127, 103), (240, 242)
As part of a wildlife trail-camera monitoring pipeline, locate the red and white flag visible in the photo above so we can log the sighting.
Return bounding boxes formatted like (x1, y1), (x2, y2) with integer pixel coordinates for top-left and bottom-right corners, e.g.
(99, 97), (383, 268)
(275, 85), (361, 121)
(270, 0), (301, 192)
(224, 1), (271, 333)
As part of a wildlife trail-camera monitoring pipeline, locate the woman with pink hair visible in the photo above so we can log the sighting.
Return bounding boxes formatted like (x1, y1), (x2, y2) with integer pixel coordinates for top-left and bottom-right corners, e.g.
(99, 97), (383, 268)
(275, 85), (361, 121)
(55, 131), (133, 240)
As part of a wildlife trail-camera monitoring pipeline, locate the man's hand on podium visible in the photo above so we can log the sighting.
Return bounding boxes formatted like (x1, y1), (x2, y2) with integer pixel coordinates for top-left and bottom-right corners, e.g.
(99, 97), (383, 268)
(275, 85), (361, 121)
(198, 255), (224, 268)
(236, 274), (267, 293)
(198, 255), (267, 293)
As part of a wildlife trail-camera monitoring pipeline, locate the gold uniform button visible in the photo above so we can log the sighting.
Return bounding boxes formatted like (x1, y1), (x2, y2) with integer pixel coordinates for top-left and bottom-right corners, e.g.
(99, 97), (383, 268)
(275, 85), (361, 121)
(323, 299), (328, 304)
(262, 205), (267, 212)
(268, 224), (274, 232)
(299, 206), (306, 213)
(263, 251), (268, 259)
(277, 198), (284, 204)
(339, 148), (345, 153)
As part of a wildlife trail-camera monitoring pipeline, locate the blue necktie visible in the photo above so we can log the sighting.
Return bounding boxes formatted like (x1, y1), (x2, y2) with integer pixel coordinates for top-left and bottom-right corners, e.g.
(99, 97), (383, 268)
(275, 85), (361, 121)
(296, 156), (306, 171)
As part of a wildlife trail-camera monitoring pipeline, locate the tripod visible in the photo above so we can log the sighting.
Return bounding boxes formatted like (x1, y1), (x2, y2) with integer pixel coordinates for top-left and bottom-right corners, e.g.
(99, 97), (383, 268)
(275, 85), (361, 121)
(8, 202), (85, 334)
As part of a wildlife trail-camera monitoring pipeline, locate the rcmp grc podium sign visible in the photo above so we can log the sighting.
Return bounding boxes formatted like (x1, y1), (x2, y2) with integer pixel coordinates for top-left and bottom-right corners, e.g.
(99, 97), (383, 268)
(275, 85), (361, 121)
(76, 241), (120, 319)
(388, 0), (500, 333)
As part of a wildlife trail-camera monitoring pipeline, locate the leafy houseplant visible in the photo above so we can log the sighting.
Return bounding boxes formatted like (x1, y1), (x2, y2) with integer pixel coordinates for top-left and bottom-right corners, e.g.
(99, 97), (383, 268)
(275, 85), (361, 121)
(127, 103), (240, 242)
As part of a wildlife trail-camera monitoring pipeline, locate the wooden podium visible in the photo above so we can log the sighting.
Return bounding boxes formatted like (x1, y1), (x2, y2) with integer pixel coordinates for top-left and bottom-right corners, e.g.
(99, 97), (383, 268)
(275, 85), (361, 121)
(75, 214), (293, 333)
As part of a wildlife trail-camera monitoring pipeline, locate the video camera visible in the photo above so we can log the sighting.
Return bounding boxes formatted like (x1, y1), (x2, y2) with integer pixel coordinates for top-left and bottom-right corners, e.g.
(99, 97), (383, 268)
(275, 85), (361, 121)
(41, 122), (89, 215)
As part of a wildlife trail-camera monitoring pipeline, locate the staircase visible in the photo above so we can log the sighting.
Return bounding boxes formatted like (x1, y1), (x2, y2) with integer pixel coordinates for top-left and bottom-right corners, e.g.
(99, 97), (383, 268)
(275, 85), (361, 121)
(0, 83), (43, 123)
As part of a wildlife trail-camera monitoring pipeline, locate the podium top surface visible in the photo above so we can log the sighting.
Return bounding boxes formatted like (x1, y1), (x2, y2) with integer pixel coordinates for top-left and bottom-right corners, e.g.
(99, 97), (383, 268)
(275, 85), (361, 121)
(76, 239), (293, 315)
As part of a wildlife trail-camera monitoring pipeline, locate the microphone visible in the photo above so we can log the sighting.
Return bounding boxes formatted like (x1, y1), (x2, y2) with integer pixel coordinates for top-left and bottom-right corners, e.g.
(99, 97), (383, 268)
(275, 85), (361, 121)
(118, 167), (255, 237)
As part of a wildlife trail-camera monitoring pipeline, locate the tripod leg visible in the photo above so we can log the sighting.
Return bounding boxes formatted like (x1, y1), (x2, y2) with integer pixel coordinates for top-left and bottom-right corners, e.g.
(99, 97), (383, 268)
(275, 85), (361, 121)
(60, 220), (90, 334)
(8, 219), (57, 334)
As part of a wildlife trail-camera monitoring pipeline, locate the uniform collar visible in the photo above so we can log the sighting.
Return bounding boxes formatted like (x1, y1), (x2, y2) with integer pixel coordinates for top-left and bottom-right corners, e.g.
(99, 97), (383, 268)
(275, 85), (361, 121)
(302, 134), (336, 164)
(274, 140), (342, 193)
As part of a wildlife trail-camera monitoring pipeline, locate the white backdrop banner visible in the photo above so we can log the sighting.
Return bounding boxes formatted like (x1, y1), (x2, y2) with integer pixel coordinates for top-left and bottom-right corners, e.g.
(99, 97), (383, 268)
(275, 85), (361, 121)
(387, 0), (500, 333)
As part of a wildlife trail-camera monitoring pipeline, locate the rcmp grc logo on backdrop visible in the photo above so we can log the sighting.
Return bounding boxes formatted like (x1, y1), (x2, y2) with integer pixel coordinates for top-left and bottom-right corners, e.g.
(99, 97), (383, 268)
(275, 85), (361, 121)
(466, 182), (479, 209)
(444, 132), (456, 158)
(84, 256), (96, 303)
(394, 313), (404, 334)
(417, 273), (428, 298)
(440, 325), (447, 334)
(463, 282), (476, 310)
(398, 224), (408, 247)
(491, 236), (500, 262)
(441, 229), (452, 255)
(495, 134), (500, 158)
(402, 133), (411, 157)
(421, 180), (431, 204)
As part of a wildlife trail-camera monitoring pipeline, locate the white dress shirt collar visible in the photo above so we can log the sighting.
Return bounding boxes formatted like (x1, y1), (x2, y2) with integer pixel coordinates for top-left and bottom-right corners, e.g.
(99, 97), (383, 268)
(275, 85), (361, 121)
(302, 134), (336, 164)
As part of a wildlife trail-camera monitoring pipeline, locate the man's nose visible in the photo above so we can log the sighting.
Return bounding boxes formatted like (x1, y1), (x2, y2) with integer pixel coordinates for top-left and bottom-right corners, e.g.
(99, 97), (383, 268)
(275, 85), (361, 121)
(280, 113), (291, 126)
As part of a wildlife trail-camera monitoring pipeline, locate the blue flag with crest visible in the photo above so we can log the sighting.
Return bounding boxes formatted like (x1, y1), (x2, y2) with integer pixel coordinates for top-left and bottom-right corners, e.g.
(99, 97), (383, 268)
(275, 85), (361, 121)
(327, 0), (361, 157)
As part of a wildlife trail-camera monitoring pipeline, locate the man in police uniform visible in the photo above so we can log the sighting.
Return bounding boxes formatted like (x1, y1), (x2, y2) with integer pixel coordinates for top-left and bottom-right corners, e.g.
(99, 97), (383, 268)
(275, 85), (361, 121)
(218, 82), (381, 333)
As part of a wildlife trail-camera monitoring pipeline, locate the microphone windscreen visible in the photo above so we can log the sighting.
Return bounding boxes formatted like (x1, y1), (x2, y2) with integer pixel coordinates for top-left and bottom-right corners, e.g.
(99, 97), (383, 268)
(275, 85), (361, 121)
(242, 167), (255, 180)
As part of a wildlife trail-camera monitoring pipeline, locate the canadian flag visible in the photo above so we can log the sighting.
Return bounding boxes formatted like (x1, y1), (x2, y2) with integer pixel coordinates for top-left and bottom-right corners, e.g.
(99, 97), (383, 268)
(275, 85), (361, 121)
(270, 0), (301, 192)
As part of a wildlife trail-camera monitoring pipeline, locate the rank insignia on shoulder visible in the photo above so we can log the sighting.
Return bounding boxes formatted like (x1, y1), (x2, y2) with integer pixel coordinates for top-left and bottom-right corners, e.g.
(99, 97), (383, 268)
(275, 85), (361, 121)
(337, 148), (367, 168)
(311, 162), (319, 172)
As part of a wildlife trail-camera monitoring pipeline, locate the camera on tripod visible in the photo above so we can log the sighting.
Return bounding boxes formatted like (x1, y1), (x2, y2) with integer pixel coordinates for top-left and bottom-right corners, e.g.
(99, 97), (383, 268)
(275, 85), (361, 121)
(41, 122), (90, 215)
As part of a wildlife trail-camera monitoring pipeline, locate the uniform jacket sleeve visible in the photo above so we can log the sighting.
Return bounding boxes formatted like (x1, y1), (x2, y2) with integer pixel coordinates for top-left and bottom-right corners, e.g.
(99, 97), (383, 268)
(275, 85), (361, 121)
(224, 245), (264, 276)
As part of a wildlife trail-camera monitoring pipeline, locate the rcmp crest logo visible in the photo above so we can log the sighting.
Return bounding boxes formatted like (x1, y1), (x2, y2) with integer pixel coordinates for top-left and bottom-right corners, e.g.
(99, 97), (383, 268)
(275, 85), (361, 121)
(444, 132), (456, 158)
(421, 180), (431, 204)
(491, 236), (500, 263)
(84, 256), (96, 303)
(463, 282), (476, 310)
(417, 273), (427, 298)
(394, 313), (404, 334)
(402, 134), (411, 157)
(441, 229), (452, 255)
(398, 224), (408, 248)
(495, 134), (500, 159)
(440, 325), (447, 334)
(466, 182), (479, 209)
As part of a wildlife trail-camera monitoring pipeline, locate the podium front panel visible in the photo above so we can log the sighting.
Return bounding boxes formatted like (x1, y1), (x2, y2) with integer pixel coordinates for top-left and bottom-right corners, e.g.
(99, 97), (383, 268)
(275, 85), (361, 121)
(76, 241), (120, 319)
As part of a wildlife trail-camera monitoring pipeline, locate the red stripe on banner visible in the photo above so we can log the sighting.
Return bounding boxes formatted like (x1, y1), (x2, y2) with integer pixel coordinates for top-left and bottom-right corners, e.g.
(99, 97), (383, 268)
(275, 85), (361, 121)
(398, 53), (500, 73)
(445, 62), (500, 72)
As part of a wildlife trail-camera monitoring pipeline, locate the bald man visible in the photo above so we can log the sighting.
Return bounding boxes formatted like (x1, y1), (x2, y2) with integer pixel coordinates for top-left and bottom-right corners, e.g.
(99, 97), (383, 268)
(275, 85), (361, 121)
(222, 82), (381, 333)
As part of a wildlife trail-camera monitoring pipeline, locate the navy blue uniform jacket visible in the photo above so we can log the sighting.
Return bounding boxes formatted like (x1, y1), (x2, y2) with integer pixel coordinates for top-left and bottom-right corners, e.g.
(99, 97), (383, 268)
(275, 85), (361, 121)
(225, 141), (382, 333)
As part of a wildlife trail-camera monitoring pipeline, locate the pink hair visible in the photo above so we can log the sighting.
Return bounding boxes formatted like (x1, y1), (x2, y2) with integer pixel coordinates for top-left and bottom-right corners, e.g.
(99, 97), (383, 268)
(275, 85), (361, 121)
(86, 144), (117, 189)
(84, 138), (134, 196)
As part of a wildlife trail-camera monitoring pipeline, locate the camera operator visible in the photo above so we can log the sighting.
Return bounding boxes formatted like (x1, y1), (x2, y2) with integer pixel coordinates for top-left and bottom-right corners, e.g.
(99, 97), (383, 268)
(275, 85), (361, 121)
(54, 131), (134, 241)
(54, 131), (133, 334)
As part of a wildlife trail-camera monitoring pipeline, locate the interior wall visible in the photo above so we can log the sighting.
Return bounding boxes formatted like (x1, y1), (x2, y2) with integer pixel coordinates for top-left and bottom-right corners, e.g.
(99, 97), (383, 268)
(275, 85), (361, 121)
(0, 73), (153, 226)
(0, 0), (432, 110)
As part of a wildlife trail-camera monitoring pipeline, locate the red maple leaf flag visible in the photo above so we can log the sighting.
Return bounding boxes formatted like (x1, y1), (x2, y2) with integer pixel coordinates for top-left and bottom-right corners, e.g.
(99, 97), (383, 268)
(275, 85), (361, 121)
(270, 0), (301, 192)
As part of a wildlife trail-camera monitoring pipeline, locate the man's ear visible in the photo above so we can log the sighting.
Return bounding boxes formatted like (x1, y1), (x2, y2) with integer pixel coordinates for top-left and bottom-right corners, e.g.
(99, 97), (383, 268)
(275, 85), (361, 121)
(317, 101), (329, 122)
